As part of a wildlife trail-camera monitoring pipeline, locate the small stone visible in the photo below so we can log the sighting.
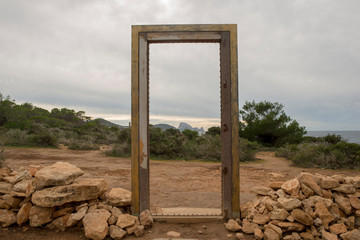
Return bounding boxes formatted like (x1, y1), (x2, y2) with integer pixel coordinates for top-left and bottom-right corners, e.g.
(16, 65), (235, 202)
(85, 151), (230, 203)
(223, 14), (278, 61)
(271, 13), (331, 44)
(281, 178), (301, 195)
(3, 194), (22, 209)
(292, 232), (301, 240)
(67, 206), (88, 227)
(253, 213), (271, 224)
(270, 208), (289, 220)
(134, 225), (144, 237)
(302, 184), (315, 198)
(332, 184), (356, 194)
(126, 218), (140, 235)
(322, 230), (338, 240)
(0, 182), (12, 194)
(278, 197), (301, 211)
(46, 214), (70, 232)
(315, 201), (335, 229)
(108, 207), (122, 225)
(264, 228), (280, 240)
(269, 181), (284, 190)
(340, 229), (360, 240)
(116, 214), (137, 229)
(333, 193), (352, 215)
(300, 232), (315, 240)
(106, 188), (131, 207)
(29, 206), (54, 227)
(16, 202), (32, 226)
(320, 177), (340, 189)
(139, 209), (153, 228)
(349, 195), (360, 209)
(167, 231), (181, 238)
(254, 228), (264, 240)
(10, 171), (32, 185)
(225, 219), (242, 232)
(83, 209), (111, 240)
(329, 223), (347, 235)
(271, 220), (305, 232)
(297, 173), (323, 196)
(0, 209), (16, 227)
(252, 186), (274, 196)
(109, 225), (126, 240)
(235, 232), (245, 240)
(197, 230), (204, 234)
(242, 218), (258, 234)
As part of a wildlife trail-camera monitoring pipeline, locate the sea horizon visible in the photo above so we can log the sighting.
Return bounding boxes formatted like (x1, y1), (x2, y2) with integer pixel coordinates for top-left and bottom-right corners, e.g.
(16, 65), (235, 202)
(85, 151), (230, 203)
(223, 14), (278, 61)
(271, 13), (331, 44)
(306, 130), (360, 144)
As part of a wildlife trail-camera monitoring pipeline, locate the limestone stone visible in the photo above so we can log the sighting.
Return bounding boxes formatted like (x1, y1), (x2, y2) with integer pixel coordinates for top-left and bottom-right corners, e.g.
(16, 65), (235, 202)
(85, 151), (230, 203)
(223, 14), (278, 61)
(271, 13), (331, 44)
(302, 184), (315, 198)
(167, 231), (181, 238)
(253, 213), (271, 224)
(292, 232), (301, 240)
(270, 208), (289, 220)
(31, 178), (108, 207)
(225, 219), (242, 232)
(126, 218), (140, 235)
(308, 196), (333, 208)
(105, 187), (131, 207)
(349, 195), (360, 209)
(252, 186), (274, 196)
(139, 209), (154, 228)
(3, 194), (22, 209)
(269, 181), (284, 190)
(329, 223), (347, 235)
(27, 165), (42, 177)
(29, 206), (54, 227)
(52, 207), (74, 218)
(67, 206), (88, 227)
(109, 225), (126, 239)
(322, 189), (332, 199)
(333, 193), (352, 215)
(0, 167), (10, 178)
(300, 232), (315, 240)
(297, 173), (323, 196)
(116, 213), (138, 229)
(11, 171), (32, 185)
(291, 209), (313, 226)
(0, 199), (10, 209)
(332, 184), (356, 194)
(264, 228), (280, 240)
(254, 228), (264, 240)
(10, 191), (26, 198)
(313, 218), (323, 227)
(271, 220), (305, 232)
(321, 231), (338, 240)
(242, 218), (259, 234)
(278, 197), (301, 211)
(0, 209), (16, 227)
(46, 214), (70, 232)
(83, 209), (111, 240)
(0, 182), (12, 194)
(340, 229), (360, 240)
(281, 179), (301, 195)
(108, 207), (122, 225)
(321, 177), (340, 189)
(315, 201), (335, 229)
(16, 202), (32, 225)
(344, 176), (360, 188)
(34, 162), (84, 189)
(268, 223), (282, 236)
(346, 216), (355, 230)
(133, 224), (144, 237)
(236, 232), (245, 240)
(13, 180), (32, 193)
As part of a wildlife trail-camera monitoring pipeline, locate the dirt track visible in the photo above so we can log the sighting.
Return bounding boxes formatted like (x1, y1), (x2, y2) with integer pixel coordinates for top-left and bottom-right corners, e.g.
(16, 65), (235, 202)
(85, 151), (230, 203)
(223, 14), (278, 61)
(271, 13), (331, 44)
(1, 147), (360, 239)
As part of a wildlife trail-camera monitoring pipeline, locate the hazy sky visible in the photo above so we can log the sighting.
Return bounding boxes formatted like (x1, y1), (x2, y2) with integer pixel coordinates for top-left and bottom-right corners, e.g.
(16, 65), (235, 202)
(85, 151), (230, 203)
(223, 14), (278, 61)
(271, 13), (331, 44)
(1, 0), (359, 130)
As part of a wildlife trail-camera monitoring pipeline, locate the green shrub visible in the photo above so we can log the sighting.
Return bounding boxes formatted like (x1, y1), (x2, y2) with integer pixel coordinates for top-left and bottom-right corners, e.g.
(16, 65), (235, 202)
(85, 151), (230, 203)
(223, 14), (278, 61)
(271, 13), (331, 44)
(27, 132), (57, 147)
(3, 129), (27, 145)
(68, 140), (99, 150)
(105, 143), (130, 157)
(239, 138), (260, 162)
(277, 142), (360, 169)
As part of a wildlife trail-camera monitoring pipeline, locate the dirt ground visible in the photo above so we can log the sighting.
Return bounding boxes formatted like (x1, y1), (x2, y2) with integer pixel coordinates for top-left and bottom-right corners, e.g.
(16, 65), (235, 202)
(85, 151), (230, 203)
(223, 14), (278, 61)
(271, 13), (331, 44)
(1, 147), (360, 239)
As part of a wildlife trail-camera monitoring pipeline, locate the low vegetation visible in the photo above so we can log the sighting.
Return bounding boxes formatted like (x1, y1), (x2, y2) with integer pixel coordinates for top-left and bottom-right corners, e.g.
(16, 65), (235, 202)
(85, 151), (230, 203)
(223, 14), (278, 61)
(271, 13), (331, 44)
(276, 134), (360, 169)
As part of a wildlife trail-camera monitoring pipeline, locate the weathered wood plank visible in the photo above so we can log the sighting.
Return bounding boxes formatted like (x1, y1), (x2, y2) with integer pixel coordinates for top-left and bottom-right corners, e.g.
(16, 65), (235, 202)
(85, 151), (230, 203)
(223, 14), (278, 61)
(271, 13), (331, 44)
(147, 31), (221, 43)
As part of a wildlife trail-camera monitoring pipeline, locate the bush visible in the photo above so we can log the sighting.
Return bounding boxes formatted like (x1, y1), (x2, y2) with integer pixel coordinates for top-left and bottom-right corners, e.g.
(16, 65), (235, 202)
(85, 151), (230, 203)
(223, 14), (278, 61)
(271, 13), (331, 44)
(276, 142), (360, 169)
(2, 129), (28, 146)
(239, 138), (260, 162)
(68, 140), (99, 150)
(105, 143), (130, 157)
(27, 132), (57, 147)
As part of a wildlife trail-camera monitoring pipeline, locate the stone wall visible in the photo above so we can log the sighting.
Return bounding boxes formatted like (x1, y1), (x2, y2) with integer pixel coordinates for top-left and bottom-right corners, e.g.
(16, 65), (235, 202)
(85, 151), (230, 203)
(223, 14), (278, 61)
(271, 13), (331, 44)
(0, 162), (153, 240)
(227, 172), (360, 240)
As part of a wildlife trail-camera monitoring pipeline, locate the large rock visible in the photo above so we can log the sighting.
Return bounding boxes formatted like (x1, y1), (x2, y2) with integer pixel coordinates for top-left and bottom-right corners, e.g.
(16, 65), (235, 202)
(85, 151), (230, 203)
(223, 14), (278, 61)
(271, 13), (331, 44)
(253, 213), (271, 224)
(270, 208), (289, 220)
(297, 173), (323, 196)
(29, 206), (54, 227)
(10, 171), (32, 185)
(34, 162), (84, 189)
(315, 201), (335, 229)
(106, 188), (131, 207)
(242, 218), (259, 234)
(329, 223), (347, 235)
(278, 197), (301, 211)
(264, 227), (280, 240)
(31, 178), (108, 207)
(344, 177), (360, 188)
(16, 202), (32, 225)
(281, 178), (301, 195)
(139, 210), (154, 228)
(83, 209), (111, 240)
(13, 180), (32, 193)
(252, 186), (274, 196)
(349, 195), (360, 209)
(0, 182), (12, 194)
(291, 209), (313, 226)
(0, 209), (16, 227)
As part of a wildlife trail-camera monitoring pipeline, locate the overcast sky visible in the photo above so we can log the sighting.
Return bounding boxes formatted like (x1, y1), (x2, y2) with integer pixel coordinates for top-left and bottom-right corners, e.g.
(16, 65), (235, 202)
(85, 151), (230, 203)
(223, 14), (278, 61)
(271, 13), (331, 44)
(1, 0), (359, 130)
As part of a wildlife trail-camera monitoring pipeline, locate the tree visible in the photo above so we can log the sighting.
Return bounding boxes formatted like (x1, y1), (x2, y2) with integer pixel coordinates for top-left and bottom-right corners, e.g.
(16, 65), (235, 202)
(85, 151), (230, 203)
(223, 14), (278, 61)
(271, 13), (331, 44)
(239, 100), (306, 146)
(206, 126), (221, 136)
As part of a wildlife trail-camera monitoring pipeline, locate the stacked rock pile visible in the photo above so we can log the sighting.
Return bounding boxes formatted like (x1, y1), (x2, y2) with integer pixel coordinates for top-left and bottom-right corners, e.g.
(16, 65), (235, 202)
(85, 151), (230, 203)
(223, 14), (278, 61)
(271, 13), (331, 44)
(226, 172), (360, 240)
(0, 162), (154, 240)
